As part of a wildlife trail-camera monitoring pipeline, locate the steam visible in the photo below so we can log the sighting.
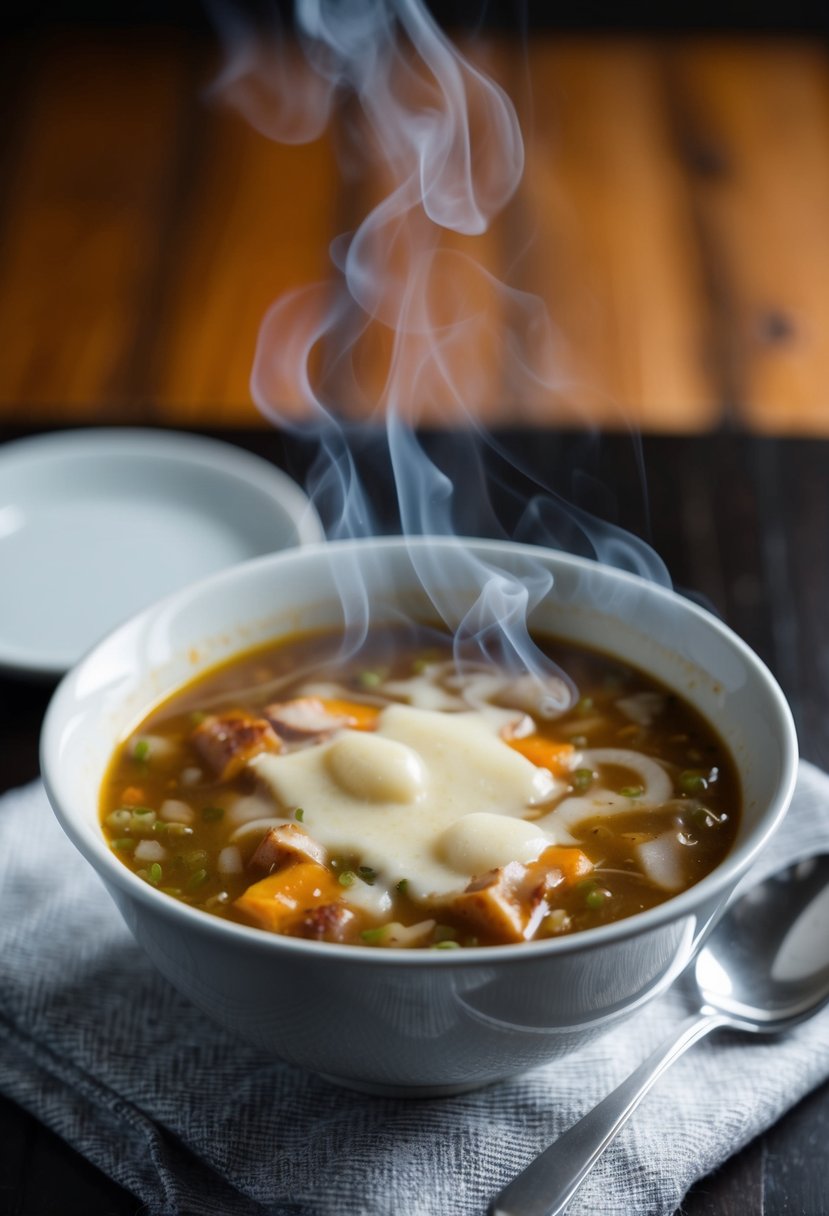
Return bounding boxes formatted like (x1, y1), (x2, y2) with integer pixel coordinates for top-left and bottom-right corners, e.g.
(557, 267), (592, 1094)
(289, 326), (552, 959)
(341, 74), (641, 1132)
(210, 0), (669, 700)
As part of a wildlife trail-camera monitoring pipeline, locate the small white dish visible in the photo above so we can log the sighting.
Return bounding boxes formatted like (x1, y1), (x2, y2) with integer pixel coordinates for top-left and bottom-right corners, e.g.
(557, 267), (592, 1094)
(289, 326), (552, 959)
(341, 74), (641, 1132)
(0, 429), (323, 679)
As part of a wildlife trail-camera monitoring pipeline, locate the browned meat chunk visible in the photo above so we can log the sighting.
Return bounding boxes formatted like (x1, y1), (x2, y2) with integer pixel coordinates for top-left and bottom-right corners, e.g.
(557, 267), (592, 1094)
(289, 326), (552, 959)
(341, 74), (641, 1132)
(450, 861), (529, 943)
(264, 696), (350, 740)
(248, 823), (327, 873)
(295, 903), (356, 941)
(191, 712), (280, 781)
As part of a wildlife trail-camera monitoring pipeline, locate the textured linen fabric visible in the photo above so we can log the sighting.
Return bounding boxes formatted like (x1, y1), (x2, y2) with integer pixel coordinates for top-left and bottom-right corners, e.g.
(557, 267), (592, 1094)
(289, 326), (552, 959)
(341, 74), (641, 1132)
(1, 764), (828, 1216)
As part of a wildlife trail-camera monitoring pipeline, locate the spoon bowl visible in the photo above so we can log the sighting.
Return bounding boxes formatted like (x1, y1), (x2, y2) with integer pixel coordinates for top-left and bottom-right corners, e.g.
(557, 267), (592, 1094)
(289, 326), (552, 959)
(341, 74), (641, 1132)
(491, 852), (829, 1216)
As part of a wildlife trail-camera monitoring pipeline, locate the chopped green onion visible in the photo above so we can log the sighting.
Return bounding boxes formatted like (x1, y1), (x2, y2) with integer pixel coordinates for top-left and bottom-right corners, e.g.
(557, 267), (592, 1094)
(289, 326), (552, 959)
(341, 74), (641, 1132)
(152, 820), (168, 835)
(432, 940), (461, 950)
(620, 785), (644, 798)
(201, 805), (224, 822)
(358, 865), (377, 885)
(187, 868), (210, 890)
(396, 878), (409, 895)
(586, 888), (606, 910)
(165, 823), (194, 838)
(360, 927), (387, 945)
(133, 739), (150, 763)
(105, 809), (132, 830)
(358, 670), (383, 689)
(185, 849), (209, 871)
(148, 863), (163, 885)
(112, 837), (136, 852)
(680, 770), (708, 795)
(130, 806), (154, 816)
(434, 924), (458, 943)
(294, 807), (304, 823)
(542, 909), (571, 935)
(572, 767), (594, 793)
(338, 870), (356, 887)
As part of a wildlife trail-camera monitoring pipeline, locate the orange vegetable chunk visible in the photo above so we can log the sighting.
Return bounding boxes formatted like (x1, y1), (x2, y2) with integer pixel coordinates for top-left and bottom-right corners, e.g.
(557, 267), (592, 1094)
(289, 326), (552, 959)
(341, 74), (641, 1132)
(234, 862), (343, 934)
(320, 698), (380, 731)
(508, 735), (575, 775)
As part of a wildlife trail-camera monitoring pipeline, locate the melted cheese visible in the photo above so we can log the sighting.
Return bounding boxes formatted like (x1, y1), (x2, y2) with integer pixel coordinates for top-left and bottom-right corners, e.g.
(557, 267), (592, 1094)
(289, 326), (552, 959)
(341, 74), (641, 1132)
(252, 704), (566, 900)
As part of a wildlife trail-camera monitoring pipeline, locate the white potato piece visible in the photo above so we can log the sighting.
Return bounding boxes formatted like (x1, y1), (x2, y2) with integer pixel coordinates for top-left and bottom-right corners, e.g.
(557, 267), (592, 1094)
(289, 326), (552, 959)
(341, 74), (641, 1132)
(325, 732), (425, 803)
(159, 799), (195, 825)
(439, 813), (552, 876)
(134, 840), (167, 862)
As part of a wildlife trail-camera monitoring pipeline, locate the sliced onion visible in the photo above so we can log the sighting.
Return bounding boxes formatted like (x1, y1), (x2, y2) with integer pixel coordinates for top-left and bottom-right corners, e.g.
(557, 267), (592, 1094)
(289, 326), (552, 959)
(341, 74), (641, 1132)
(636, 832), (686, 891)
(538, 748), (673, 842)
(229, 816), (292, 845)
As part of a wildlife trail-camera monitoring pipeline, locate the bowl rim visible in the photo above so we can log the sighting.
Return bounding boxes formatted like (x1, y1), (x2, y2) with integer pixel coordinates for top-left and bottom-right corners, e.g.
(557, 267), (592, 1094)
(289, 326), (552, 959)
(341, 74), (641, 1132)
(41, 535), (800, 967)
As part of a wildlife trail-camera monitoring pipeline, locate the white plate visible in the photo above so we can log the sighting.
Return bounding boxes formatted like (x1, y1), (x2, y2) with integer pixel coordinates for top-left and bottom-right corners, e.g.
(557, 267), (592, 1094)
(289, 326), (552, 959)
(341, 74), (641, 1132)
(0, 429), (323, 679)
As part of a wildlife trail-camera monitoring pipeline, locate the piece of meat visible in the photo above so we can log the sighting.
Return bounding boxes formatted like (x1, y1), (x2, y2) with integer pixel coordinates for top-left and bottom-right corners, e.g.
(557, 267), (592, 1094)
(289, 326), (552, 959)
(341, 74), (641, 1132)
(295, 903), (356, 942)
(191, 712), (281, 781)
(450, 862), (528, 943)
(449, 846), (594, 944)
(264, 696), (379, 741)
(264, 697), (349, 740)
(248, 823), (327, 873)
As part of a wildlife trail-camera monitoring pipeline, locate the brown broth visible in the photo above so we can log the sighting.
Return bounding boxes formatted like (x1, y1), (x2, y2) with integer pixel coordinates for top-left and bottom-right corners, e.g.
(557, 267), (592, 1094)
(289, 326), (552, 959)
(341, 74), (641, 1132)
(100, 625), (740, 948)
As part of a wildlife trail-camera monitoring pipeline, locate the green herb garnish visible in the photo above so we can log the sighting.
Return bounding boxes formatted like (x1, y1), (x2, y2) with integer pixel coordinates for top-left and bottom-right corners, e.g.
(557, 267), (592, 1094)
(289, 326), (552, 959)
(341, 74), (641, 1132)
(680, 770), (708, 795)
(148, 863), (163, 886)
(358, 865), (377, 885)
(294, 807), (305, 823)
(620, 785), (644, 798)
(432, 940), (461, 950)
(338, 870), (356, 887)
(187, 868), (210, 890)
(572, 767), (594, 793)
(133, 739), (150, 763)
(360, 927), (387, 945)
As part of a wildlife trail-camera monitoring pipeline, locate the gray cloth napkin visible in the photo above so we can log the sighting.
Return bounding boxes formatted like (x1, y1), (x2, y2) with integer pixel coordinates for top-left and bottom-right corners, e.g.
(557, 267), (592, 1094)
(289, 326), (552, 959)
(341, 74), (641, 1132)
(1, 765), (828, 1216)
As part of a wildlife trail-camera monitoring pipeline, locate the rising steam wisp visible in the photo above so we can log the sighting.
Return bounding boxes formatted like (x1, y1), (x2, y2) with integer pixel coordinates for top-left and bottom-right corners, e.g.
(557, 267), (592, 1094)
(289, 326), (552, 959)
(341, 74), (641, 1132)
(211, 0), (669, 708)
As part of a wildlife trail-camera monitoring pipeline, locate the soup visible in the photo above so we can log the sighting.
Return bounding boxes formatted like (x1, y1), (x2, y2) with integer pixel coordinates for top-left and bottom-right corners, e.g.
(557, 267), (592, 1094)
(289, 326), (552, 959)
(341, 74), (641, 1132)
(100, 626), (739, 948)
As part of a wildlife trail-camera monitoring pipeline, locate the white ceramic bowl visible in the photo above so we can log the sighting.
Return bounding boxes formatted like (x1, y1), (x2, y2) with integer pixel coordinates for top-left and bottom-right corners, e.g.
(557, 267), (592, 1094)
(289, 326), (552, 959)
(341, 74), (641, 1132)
(41, 538), (798, 1096)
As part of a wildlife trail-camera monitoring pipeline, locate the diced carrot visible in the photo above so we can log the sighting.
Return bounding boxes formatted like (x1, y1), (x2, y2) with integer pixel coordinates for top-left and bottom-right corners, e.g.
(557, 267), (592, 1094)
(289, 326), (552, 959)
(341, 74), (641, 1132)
(320, 698), (380, 731)
(234, 862), (343, 934)
(534, 845), (593, 886)
(508, 735), (575, 776)
(120, 786), (146, 806)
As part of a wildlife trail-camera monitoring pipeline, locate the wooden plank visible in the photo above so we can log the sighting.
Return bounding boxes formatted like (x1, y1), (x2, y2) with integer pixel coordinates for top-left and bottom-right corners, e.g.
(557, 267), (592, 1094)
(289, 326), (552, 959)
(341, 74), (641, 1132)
(309, 39), (513, 427)
(515, 39), (719, 431)
(671, 40), (829, 434)
(0, 32), (191, 421)
(150, 81), (340, 426)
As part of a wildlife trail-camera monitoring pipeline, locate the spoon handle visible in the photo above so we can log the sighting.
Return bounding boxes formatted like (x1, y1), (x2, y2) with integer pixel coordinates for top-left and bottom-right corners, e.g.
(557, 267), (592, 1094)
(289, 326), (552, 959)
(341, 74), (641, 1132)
(489, 1009), (728, 1216)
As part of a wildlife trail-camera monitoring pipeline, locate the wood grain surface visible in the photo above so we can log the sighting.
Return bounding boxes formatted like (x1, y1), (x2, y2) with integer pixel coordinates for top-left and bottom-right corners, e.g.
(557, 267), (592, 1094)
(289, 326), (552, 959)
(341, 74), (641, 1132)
(3, 31), (829, 430)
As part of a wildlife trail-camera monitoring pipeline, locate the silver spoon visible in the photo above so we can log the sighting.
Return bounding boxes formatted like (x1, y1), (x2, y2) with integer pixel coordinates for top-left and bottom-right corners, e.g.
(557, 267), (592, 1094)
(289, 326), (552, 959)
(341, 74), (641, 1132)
(490, 852), (829, 1216)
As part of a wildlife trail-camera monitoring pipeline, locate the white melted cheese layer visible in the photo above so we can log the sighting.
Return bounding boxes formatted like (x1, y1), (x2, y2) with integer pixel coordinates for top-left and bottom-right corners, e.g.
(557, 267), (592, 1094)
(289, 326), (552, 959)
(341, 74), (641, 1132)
(252, 704), (565, 899)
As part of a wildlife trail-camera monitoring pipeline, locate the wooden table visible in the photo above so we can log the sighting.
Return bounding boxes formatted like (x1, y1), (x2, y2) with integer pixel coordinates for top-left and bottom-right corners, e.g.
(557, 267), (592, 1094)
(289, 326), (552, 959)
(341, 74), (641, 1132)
(1, 23), (829, 1215)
